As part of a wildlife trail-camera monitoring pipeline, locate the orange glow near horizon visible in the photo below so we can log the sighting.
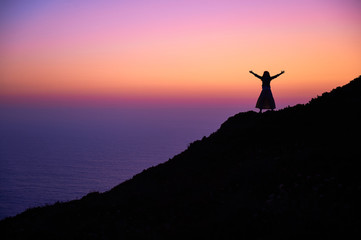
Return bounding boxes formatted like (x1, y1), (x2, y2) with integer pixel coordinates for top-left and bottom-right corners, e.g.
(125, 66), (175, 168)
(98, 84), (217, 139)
(1, 0), (360, 107)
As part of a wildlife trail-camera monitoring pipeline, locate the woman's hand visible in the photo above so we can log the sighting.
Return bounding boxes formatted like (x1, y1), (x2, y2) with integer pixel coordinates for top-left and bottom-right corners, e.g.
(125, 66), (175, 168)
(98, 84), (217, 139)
(281, 70), (285, 74)
(249, 70), (254, 74)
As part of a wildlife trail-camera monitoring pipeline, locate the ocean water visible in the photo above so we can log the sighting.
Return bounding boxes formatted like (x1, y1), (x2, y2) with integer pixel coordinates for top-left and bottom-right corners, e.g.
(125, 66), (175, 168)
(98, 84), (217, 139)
(0, 104), (244, 220)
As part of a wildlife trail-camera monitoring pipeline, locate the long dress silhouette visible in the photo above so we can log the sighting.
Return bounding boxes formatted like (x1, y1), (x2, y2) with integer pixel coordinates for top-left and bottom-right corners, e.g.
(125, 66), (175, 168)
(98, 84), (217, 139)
(250, 70), (285, 113)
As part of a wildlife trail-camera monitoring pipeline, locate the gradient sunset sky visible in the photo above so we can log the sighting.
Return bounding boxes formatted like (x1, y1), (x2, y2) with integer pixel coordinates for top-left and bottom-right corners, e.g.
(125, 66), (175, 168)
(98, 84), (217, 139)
(1, 0), (360, 107)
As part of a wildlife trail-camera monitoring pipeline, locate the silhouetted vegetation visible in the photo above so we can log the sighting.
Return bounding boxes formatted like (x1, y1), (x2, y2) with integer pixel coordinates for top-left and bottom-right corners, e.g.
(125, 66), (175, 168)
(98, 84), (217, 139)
(1, 76), (361, 239)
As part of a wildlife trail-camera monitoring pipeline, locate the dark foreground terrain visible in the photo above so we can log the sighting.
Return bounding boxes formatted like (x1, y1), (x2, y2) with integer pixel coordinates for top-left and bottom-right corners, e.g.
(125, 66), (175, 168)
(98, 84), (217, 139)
(1, 76), (361, 239)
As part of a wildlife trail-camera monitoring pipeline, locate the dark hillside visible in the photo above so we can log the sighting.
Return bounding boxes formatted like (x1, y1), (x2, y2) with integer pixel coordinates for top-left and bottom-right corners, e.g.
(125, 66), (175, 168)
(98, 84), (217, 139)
(1, 76), (361, 239)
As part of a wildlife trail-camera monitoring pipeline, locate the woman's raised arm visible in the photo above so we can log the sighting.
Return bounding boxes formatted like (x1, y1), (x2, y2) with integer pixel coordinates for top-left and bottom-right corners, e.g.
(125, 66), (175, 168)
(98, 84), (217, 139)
(271, 71), (285, 80)
(249, 70), (262, 79)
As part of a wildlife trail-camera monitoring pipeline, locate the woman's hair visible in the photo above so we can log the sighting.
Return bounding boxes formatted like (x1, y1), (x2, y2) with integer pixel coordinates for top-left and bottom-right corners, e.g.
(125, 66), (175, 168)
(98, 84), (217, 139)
(263, 71), (270, 78)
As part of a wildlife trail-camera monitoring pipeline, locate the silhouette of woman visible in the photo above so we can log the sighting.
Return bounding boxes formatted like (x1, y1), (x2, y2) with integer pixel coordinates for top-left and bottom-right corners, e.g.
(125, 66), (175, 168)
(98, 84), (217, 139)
(250, 70), (285, 113)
